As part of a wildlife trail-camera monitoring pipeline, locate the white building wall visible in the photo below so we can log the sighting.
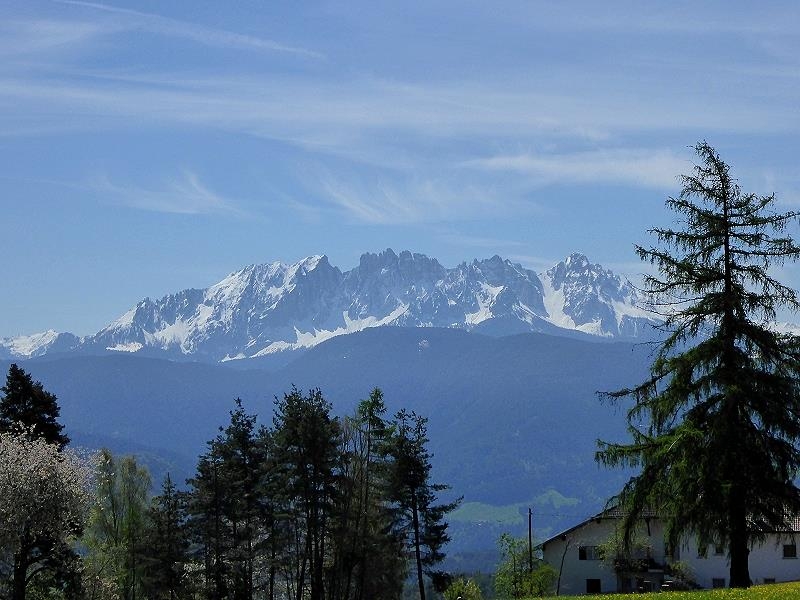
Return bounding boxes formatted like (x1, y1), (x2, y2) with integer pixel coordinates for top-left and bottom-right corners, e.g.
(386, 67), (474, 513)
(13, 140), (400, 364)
(544, 510), (800, 594)
(681, 536), (800, 588)
(543, 517), (667, 595)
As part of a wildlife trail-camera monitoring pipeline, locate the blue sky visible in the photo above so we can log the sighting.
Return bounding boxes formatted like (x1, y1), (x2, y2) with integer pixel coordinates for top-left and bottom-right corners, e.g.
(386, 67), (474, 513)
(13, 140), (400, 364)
(2, 1), (800, 336)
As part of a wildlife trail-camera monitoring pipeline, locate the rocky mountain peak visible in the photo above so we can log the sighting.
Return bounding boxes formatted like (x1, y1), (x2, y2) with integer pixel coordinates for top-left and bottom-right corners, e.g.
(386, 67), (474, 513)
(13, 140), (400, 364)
(565, 252), (590, 270)
(2, 250), (660, 362)
(542, 253), (646, 336)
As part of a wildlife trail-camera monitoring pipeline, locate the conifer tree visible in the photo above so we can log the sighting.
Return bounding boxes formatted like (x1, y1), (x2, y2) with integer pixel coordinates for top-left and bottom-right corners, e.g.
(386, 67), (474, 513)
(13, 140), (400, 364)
(0, 363), (69, 449)
(211, 399), (268, 600)
(387, 409), (460, 600)
(185, 399), (275, 600)
(596, 141), (800, 588)
(272, 387), (341, 600)
(185, 450), (229, 600)
(142, 474), (190, 600)
(329, 389), (406, 600)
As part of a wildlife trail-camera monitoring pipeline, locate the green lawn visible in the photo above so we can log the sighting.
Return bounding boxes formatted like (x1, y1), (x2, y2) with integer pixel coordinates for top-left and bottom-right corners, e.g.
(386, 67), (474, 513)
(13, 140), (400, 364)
(540, 581), (800, 599)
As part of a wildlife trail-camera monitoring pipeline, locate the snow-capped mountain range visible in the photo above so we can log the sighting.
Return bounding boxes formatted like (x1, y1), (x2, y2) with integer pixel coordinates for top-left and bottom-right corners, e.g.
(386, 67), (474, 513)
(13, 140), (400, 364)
(1, 250), (660, 363)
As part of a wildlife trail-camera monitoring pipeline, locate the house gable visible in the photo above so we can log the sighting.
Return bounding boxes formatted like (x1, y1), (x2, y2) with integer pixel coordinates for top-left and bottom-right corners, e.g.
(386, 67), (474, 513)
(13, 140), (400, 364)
(542, 508), (800, 593)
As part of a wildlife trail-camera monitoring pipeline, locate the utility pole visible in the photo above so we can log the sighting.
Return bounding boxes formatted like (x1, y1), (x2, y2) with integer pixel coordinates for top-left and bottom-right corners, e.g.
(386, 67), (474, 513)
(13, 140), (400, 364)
(528, 507), (534, 573)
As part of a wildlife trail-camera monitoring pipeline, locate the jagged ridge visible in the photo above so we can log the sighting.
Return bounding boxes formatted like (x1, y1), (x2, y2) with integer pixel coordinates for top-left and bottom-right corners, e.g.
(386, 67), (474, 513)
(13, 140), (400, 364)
(1, 250), (659, 362)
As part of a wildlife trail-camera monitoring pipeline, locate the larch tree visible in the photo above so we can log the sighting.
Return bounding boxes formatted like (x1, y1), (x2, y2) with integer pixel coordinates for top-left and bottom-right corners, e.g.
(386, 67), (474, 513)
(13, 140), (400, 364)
(84, 450), (152, 600)
(596, 141), (800, 588)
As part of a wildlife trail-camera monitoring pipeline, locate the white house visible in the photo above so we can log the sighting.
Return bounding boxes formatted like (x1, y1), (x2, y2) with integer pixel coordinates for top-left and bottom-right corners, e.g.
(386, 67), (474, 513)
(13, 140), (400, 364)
(541, 508), (800, 595)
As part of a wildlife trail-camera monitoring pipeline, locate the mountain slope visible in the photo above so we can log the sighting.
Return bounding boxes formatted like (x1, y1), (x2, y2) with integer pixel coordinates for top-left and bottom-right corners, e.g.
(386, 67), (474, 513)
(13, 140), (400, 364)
(2, 250), (659, 362)
(3, 326), (652, 555)
(0, 330), (80, 360)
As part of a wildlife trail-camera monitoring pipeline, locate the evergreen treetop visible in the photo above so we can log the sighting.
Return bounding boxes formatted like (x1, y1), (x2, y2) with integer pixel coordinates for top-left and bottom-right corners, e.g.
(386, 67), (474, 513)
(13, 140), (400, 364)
(597, 141), (800, 588)
(0, 363), (69, 449)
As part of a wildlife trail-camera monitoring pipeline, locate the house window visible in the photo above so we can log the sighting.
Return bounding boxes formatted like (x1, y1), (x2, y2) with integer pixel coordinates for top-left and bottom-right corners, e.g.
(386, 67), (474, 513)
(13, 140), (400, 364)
(712, 578), (726, 588)
(578, 545), (601, 560)
(783, 544), (797, 558)
(665, 543), (679, 561)
(586, 579), (602, 593)
(764, 578), (776, 584)
(697, 545), (708, 559)
(714, 544), (725, 556)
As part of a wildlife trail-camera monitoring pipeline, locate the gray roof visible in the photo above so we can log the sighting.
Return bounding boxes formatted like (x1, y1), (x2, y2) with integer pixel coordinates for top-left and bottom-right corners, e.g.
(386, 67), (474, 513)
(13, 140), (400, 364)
(540, 507), (800, 549)
(540, 506), (657, 549)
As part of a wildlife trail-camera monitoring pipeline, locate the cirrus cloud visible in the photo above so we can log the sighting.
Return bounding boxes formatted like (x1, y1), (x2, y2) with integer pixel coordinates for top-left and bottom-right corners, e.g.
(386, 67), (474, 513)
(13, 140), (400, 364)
(88, 171), (246, 216)
(466, 148), (690, 190)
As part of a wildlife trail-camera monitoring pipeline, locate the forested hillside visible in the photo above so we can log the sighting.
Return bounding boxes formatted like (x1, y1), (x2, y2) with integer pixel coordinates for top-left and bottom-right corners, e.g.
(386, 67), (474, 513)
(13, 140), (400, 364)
(5, 327), (653, 567)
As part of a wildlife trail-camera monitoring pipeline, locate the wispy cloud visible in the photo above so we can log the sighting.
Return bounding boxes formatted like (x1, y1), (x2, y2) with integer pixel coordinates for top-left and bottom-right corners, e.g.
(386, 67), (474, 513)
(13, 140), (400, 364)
(88, 171), (245, 216)
(55, 0), (323, 58)
(467, 148), (689, 190)
(487, 3), (800, 37)
(0, 74), (604, 142)
(1, 4), (796, 226)
(3, 58), (797, 153)
(0, 19), (110, 57)
(320, 175), (504, 225)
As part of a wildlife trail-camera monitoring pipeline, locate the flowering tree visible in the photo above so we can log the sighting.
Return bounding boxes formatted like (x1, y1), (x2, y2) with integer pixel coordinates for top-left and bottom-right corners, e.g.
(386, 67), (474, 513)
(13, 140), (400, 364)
(0, 428), (94, 600)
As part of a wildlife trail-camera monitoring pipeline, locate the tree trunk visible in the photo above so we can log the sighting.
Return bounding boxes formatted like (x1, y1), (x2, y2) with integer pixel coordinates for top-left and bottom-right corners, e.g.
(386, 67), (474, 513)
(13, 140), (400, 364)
(12, 556), (27, 600)
(12, 530), (32, 600)
(412, 491), (425, 600)
(269, 522), (277, 600)
(728, 487), (750, 588)
(729, 537), (750, 588)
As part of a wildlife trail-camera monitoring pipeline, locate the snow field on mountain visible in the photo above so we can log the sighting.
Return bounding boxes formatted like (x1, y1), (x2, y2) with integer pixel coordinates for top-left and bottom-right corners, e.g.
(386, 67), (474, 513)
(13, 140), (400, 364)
(1, 250), (662, 362)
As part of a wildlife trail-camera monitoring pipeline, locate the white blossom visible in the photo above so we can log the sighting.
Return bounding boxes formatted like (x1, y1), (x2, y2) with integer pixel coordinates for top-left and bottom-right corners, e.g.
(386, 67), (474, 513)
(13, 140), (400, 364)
(0, 429), (94, 579)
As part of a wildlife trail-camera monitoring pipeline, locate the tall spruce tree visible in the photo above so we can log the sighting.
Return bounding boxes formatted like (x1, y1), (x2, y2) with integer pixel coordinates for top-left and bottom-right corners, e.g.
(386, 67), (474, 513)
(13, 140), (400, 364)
(329, 389), (406, 600)
(212, 399), (268, 600)
(272, 387), (341, 600)
(387, 409), (460, 600)
(142, 474), (190, 600)
(186, 399), (277, 600)
(186, 402), (249, 600)
(186, 449), (230, 600)
(0, 364), (69, 449)
(596, 141), (800, 588)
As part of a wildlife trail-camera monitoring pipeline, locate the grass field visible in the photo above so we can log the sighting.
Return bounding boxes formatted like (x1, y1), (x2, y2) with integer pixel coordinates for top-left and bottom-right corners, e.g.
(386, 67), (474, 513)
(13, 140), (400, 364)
(542, 580), (800, 599)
